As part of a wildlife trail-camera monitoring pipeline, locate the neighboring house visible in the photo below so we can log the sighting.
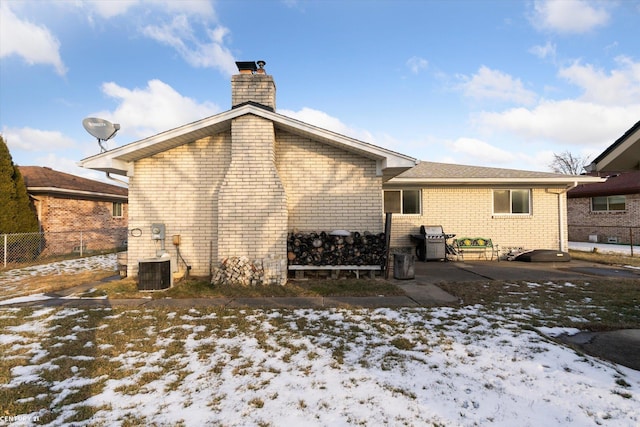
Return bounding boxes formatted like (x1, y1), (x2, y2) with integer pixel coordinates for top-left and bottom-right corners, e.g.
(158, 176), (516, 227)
(19, 166), (128, 255)
(79, 61), (601, 283)
(585, 120), (640, 172)
(567, 120), (640, 245)
(567, 171), (640, 245)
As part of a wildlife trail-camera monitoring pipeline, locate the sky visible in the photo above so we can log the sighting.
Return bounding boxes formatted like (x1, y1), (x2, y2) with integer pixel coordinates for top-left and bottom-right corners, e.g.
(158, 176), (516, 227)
(1, 0), (640, 184)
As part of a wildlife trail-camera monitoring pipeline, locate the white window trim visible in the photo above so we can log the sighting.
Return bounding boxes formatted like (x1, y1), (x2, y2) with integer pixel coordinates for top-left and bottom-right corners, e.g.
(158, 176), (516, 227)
(492, 189), (532, 216)
(383, 189), (422, 215)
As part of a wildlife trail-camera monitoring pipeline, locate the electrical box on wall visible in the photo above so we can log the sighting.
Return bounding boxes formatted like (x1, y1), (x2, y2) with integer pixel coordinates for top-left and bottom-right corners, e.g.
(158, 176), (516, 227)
(151, 223), (165, 240)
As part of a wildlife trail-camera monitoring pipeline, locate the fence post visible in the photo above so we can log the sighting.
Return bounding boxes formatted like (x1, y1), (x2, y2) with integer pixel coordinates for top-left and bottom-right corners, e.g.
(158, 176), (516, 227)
(631, 227), (634, 257)
(80, 231), (84, 257)
(3, 234), (6, 268)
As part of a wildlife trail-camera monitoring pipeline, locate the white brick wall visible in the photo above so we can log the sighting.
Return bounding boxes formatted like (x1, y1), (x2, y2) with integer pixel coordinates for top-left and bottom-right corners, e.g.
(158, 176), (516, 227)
(127, 134), (230, 276)
(217, 115), (288, 261)
(276, 130), (383, 233)
(388, 186), (569, 255)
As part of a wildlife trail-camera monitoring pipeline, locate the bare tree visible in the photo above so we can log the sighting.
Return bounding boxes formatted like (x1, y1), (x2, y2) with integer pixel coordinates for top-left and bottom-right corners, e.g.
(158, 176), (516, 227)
(548, 151), (590, 175)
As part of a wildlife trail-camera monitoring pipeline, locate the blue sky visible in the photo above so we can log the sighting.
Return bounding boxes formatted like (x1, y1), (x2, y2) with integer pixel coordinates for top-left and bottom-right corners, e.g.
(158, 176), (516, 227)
(1, 0), (639, 183)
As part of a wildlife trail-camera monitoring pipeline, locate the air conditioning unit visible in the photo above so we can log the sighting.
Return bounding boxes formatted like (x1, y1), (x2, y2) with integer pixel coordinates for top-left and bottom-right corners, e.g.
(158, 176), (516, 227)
(138, 258), (171, 290)
(607, 236), (619, 244)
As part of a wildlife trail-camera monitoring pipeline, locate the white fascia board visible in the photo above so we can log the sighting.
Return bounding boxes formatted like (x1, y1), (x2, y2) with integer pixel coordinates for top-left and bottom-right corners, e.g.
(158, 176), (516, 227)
(77, 157), (133, 176)
(387, 176), (605, 186)
(595, 125), (640, 171)
(27, 187), (127, 200)
(78, 104), (417, 175)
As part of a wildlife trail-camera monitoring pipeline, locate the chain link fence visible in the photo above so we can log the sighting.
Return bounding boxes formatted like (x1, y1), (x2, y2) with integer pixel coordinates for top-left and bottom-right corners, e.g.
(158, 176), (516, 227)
(1, 228), (128, 268)
(568, 225), (638, 257)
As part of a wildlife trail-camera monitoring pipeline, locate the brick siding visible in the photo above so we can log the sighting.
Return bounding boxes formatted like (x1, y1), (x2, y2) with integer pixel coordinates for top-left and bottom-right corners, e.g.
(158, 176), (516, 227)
(388, 187), (569, 255)
(127, 134), (230, 277)
(33, 194), (127, 255)
(126, 126), (385, 277)
(567, 194), (640, 244)
(276, 130), (383, 233)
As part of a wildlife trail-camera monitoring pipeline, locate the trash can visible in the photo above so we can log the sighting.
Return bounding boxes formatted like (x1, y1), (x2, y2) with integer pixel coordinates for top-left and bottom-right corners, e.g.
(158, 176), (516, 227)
(393, 253), (415, 280)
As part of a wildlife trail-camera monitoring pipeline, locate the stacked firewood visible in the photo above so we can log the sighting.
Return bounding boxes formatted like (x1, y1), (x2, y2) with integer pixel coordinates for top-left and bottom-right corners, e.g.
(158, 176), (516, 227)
(211, 256), (264, 286)
(287, 231), (386, 266)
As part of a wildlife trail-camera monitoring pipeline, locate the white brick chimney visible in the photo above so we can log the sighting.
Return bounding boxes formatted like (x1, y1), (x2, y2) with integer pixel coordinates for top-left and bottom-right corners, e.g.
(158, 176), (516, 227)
(217, 61), (288, 285)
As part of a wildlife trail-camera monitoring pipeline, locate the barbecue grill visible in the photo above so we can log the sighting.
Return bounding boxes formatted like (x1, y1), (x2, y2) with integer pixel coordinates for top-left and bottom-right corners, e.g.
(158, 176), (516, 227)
(411, 225), (456, 261)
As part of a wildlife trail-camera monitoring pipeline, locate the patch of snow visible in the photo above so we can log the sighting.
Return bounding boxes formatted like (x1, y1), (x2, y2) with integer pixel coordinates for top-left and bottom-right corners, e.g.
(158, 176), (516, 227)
(0, 294), (54, 306)
(537, 326), (581, 337)
(1, 305), (638, 426)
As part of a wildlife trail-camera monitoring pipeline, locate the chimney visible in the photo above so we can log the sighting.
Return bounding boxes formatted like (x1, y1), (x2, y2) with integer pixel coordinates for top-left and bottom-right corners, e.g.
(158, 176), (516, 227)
(231, 60), (276, 111)
(217, 60), (288, 285)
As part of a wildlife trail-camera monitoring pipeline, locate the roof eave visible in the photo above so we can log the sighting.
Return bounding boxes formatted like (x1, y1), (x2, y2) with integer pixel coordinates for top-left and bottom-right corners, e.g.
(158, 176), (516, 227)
(589, 120), (640, 172)
(386, 176), (606, 186)
(27, 187), (127, 200)
(78, 104), (418, 176)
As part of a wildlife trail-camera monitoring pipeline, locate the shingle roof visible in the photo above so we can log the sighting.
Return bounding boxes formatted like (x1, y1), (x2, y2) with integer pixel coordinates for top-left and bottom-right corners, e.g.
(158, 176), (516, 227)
(19, 166), (127, 199)
(568, 171), (640, 198)
(387, 161), (603, 185)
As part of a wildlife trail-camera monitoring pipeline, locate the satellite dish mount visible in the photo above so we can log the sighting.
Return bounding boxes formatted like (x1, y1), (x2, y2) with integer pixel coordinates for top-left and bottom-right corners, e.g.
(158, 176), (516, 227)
(82, 117), (120, 153)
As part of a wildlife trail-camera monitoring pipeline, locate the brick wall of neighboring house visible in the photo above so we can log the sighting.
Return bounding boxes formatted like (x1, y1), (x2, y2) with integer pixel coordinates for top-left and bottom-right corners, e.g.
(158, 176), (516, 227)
(33, 194), (127, 256)
(387, 186), (568, 256)
(567, 194), (640, 244)
(276, 130), (382, 233)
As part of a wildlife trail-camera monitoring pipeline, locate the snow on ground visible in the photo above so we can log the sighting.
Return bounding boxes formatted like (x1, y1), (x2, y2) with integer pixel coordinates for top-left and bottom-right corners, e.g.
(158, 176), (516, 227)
(0, 254), (117, 299)
(0, 254), (117, 285)
(569, 241), (640, 256)
(1, 305), (639, 426)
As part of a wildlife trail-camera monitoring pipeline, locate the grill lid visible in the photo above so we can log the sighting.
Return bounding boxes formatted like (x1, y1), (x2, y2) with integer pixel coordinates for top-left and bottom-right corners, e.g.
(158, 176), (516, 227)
(420, 225), (444, 235)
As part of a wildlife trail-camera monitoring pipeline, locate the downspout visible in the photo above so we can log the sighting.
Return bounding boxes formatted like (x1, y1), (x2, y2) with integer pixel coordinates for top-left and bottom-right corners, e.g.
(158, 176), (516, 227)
(106, 172), (129, 187)
(551, 181), (578, 252)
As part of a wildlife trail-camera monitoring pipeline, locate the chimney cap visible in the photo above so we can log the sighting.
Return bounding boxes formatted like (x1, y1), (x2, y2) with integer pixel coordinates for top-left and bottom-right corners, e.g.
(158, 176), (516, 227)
(235, 61), (257, 73)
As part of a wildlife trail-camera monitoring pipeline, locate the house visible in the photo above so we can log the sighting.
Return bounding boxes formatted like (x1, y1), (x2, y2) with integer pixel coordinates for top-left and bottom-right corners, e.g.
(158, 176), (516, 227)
(567, 120), (640, 245)
(79, 61), (602, 284)
(19, 166), (128, 255)
(567, 171), (640, 245)
(585, 120), (640, 172)
(384, 161), (602, 253)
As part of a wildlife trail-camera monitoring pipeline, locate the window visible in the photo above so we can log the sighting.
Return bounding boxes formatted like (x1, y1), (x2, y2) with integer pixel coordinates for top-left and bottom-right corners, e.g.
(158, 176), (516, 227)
(493, 189), (531, 215)
(592, 195), (626, 212)
(383, 189), (421, 214)
(112, 202), (123, 218)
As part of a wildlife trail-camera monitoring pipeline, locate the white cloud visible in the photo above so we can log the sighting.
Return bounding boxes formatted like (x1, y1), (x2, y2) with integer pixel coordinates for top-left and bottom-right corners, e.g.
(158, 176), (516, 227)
(458, 66), (538, 106)
(406, 56), (428, 74)
(558, 56), (640, 105)
(0, 3), (66, 75)
(447, 137), (517, 165)
(96, 80), (221, 138)
(2, 127), (75, 152)
(472, 99), (640, 147)
(142, 15), (237, 76)
(530, 0), (610, 34)
(529, 41), (556, 60)
(279, 107), (374, 143)
(80, 0), (215, 19)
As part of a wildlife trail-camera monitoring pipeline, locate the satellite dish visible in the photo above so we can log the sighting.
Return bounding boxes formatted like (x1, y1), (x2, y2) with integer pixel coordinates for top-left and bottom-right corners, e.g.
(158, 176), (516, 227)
(82, 117), (120, 152)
